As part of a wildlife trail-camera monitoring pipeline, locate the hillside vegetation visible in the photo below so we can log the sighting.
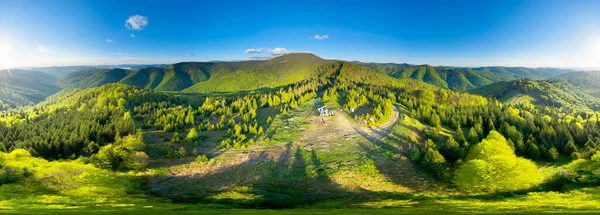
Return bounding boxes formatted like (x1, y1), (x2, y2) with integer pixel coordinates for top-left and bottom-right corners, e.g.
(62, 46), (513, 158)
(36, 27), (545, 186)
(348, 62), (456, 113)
(59, 53), (325, 93)
(362, 63), (575, 91)
(470, 78), (600, 111)
(0, 69), (61, 110)
(555, 71), (600, 97)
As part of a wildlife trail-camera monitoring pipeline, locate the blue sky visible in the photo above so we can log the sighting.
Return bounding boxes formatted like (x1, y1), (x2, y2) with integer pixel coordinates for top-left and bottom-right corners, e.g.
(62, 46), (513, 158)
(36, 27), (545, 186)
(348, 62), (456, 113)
(1, 0), (600, 69)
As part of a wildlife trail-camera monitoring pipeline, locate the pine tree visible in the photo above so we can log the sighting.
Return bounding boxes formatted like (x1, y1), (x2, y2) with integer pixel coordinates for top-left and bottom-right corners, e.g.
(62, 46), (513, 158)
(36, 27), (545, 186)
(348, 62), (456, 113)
(467, 127), (479, 145)
(547, 147), (559, 161)
(422, 147), (447, 174)
(455, 125), (466, 143)
(565, 140), (578, 155)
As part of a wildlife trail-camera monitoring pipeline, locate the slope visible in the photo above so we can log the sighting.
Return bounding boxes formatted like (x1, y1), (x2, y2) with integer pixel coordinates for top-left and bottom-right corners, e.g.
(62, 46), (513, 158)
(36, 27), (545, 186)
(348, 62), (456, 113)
(554, 71), (600, 97)
(0, 69), (61, 109)
(361, 63), (518, 91)
(477, 66), (576, 79)
(58, 54), (320, 93)
(60, 68), (132, 88)
(470, 78), (600, 111)
(183, 53), (327, 93)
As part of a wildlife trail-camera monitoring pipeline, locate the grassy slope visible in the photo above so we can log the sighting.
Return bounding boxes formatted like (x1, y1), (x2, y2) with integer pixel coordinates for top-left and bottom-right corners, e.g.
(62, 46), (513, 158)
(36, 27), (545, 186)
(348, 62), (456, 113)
(183, 53), (326, 93)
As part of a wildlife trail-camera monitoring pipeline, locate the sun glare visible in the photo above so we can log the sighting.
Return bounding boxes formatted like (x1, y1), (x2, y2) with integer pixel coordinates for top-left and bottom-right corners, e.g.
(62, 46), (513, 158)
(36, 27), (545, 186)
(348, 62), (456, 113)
(0, 40), (13, 69)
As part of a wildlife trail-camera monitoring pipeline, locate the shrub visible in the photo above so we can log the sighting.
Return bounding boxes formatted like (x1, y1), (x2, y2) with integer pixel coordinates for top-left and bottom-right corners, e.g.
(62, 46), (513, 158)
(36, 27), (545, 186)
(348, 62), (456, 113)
(196, 155), (209, 163)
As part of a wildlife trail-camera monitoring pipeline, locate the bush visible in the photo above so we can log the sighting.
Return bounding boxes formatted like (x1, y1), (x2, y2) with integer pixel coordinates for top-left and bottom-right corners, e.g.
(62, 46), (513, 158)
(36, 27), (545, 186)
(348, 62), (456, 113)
(196, 155), (209, 163)
(562, 152), (600, 185)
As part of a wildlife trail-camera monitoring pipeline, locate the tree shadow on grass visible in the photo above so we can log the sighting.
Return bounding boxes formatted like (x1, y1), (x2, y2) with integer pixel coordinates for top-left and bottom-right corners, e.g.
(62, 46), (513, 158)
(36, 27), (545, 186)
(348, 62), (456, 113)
(353, 126), (444, 192)
(145, 141), (368, 208)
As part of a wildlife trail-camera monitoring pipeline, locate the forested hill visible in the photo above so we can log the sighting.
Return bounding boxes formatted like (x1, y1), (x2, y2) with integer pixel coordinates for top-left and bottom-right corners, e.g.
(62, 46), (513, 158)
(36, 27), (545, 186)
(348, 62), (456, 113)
(59, 53), (326, 93)
(554, 71), (600, 97)
(0, 69), (62, 110)
(470, 78), (600, 111)
(361, 63), (575, 91)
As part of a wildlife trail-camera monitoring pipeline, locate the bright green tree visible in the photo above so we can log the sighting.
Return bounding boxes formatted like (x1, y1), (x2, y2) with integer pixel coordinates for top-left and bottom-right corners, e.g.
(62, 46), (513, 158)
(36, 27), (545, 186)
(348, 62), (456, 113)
(455, 131), (543, 192)
(186, 127), (199, 140)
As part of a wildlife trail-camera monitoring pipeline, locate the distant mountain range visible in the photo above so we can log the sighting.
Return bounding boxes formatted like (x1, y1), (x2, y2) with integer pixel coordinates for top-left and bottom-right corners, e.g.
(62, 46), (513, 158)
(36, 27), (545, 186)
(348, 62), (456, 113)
(361, 63), (576, 91)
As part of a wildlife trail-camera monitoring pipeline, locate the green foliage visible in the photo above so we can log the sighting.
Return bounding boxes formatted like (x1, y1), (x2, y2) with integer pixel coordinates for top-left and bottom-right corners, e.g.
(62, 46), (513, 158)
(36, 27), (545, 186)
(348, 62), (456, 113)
(558, 152), (600, 185)
(438, 136), (463, 163)
(547, 147), (560, 161)
(454, 131), (543, 192)
(91, 132), (146, 171)
(0, 84), (148, 159)
(186, 127), (199, 140)
(195, 155), (209, 163)
(0, 69), (61, 110)
(60, 68), (131, 89)
(184, 53), (326, 93)
(471, 78), (600, 111)
(422, 147), (447, 174)
(361, 64), (535, 91)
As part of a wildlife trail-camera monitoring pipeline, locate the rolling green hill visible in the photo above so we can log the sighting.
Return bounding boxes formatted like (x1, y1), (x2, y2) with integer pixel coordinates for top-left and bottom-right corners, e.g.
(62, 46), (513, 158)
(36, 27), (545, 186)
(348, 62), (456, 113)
(474, 66), (575, 78)
(470, 78), (600, 111)
(0, 69), (61, 109)
(59, 68), (132, 88)
(183, 53), (326, 93)
(554, 71), (600, 97)
(362, 64), (576, 91)
(362, 64), (518, 91)
(59, 53), (324, 93)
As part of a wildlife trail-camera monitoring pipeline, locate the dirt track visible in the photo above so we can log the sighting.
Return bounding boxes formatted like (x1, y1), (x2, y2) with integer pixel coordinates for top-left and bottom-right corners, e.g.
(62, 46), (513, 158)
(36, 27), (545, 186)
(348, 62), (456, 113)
(297, 105), (400, 147)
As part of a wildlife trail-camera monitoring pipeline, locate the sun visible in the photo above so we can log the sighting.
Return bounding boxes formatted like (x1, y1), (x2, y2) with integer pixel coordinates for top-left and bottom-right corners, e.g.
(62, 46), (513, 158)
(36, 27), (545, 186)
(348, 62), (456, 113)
(0, 40), (13, 69)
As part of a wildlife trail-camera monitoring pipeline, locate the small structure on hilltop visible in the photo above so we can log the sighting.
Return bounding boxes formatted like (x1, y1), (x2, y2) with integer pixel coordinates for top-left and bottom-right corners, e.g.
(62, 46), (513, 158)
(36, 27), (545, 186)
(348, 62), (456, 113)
(313, 98), (334, 116)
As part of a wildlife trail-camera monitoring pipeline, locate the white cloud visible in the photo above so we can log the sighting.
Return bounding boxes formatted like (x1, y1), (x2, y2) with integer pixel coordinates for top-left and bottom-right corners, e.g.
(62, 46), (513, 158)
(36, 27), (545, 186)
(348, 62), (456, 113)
(268, 47), (292, 55)
(107, 39), (113, 43)
(125, 15), (148, 30)
(312, 34), (329, 40)
(130, 34), (136, 38)
(249, 56), (272, 60)
(37, 45), (48, 52)
(186, 52), (194, 57)
(245, 48), (267, 54)
(244, 47), (311, 60)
